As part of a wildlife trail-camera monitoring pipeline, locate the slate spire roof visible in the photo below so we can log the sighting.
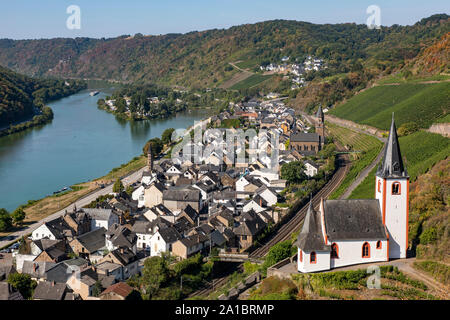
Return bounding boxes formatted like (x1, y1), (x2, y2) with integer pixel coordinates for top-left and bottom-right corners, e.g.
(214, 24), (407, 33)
(296, 199), (330, 252)
(315, 105), (324, 122)
(377, 113), (408, 178)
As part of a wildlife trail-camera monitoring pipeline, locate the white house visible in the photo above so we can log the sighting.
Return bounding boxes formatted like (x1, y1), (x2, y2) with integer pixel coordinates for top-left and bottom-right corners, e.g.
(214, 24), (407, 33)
(255, 185), (279, 207)
(149, 227), (182, 257)
(297, 116), (408, 273)
(131, 185), (145, 208)
(82, 208), (120, 231)
(304, 160), (319, 177)
(131, 220), (153, 251)
(31, 223), (59, 241)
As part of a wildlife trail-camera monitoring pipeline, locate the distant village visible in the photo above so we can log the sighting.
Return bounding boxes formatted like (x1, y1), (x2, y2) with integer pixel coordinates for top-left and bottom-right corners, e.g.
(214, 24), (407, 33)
(260, 55), (326, 90)
(1, 97), (331, 300)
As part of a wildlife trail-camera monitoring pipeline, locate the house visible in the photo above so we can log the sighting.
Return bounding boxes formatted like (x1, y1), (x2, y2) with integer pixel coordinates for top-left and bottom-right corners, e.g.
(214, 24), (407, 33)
(172, 234), (209, 260)
(105, 224), (137, 254)
(31, 217), (75, 241)
(99, 248), (139, 280)
(99, 282), (137, 300)
(21, 261), (57, 281)
(163, 187), (201, 212)
(297, 116), (408, 273)
(131, 219), (153, 251)
(31, 239), (67, 263)
(233, 211), (267, 249)
(33, 281), (68, 300)
(143, 182), (166, 208)
(176, 205), (199, 226)
(95, 261), (124, 281)
(82, 208), (120, 231)
(304, 160), (319, 177)
(255, 185), (279, 207)
(67, 267), (116, 300)
(62, 210), (91, 236)
(149, 227), (182, 256)
(69, 227), (107, 259)
(243, 196), (267, 213)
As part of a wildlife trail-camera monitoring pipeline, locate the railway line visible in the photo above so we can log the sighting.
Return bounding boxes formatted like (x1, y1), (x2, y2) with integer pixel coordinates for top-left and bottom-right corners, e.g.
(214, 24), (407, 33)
(189, 152), (351, 299)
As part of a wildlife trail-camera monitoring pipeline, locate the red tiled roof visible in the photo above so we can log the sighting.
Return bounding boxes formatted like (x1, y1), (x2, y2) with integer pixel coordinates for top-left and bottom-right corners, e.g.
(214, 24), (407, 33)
(101, 282), (133, 298)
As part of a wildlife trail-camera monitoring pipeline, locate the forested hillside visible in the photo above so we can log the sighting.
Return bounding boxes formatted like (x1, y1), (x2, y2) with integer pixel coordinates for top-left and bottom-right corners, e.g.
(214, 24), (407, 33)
(0, 65), (86, 128)
(0, 15), (448, 89)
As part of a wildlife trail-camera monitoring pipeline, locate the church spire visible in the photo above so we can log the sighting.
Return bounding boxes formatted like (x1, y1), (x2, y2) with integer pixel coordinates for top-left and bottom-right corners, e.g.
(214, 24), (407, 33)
(315, 105), (324, 123)
(377, 113), (408, 178)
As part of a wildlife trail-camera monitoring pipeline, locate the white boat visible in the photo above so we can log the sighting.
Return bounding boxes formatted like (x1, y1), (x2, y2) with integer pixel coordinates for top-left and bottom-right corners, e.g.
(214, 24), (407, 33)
(89, 91), (100, 96)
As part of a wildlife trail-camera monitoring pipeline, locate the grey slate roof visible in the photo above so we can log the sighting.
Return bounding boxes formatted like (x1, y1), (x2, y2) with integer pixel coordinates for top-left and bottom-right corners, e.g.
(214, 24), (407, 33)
(158, 227), (182, 243)
(290, 132), (320, 143)
(106, 224), (137, 249)
(82, 208), (117, 221)
(163, 188), (200, 202)
(377, 114), (408, 178)
(0, 283), (23, 300)
(315, 105), (324, 122)
(296, 201), (330, 252)
(33, 281), (67, 300)
(75, 227), (107, 253)
(323, 199), (387, 241)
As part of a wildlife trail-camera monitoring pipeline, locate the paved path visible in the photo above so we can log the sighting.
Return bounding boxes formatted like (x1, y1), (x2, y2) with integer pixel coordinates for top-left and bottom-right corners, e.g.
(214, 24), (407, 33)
(0, 166), (147, 249)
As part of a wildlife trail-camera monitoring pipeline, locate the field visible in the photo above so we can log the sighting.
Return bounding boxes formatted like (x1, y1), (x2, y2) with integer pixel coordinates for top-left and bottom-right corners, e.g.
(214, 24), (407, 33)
(349, 131), (450, 199)
(230, 74), (273, 90)
(329, 82), (450, 130)
(326, 122), (383, 199)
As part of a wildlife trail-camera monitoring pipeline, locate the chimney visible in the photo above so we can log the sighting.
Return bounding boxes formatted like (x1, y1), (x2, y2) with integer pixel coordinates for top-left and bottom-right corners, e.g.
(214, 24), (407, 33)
(33, 263), (37, 272)
(51, 281), (55, 287)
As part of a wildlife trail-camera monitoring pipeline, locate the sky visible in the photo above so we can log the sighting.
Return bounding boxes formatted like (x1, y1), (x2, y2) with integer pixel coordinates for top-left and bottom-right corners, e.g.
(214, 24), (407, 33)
(0, 0), (448, 39)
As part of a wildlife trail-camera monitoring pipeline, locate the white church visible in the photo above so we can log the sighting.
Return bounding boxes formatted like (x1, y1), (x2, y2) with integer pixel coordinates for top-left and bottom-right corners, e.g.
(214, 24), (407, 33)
(297, 115), (409, 272)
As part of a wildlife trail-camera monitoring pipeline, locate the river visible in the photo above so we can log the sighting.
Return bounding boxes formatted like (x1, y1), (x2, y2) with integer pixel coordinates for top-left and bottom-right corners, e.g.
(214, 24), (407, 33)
(0, 89), (212, 212)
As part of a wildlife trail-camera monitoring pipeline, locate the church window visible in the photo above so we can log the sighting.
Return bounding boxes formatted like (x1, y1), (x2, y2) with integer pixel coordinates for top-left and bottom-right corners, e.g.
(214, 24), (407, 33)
(377, 180), (381, 193)
(362, 242), (370, 258)
(392, 182), (401, 195)
(376, 241), (382, 249)
(299, 250), (303, 262)
(331, 243), (339, 259)
(310, 251), (317, 264)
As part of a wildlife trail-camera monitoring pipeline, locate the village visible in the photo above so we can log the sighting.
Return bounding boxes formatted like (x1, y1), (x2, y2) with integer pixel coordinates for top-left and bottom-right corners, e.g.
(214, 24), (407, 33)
(0, 97), (334, 300)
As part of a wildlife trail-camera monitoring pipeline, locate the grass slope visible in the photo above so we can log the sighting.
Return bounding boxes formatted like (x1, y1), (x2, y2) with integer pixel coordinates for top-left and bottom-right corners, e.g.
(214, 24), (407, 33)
(326, 122), (383, 199)
(329, 82), (450, 130)
(349, 131), (450, 199)
(230, 74), (273, 90)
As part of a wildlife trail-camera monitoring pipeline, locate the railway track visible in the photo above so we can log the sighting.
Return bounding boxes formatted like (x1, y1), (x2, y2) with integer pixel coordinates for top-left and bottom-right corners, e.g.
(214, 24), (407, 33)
(189, 153), (351, 299)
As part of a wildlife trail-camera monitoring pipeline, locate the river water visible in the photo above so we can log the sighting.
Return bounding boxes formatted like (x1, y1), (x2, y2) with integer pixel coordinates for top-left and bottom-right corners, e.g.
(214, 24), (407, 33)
(0, 89), (211, 211)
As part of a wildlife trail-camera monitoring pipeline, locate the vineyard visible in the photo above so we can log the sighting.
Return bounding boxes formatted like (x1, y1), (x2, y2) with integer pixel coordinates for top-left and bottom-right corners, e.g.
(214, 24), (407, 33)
(230, 74), (273, 90)
(349, 130), (450, 199)
(326, 122), (383, 199)
(329, 81), (450, 130)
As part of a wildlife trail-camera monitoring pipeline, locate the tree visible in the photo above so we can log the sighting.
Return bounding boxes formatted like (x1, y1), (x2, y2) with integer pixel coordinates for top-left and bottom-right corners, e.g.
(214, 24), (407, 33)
(143, 137), (163, 156)
(7, 273), (37, 299)
(161, 128), (175, 145)
(281, 161), (307, 183)
(112, 178), (124, 193)
(262, 241), (296, 274)
(0, 208), (12, 231)
(140, 256), (171, 298)
(11, 207), (26, 226)
(91, 281), (103, 297)
(125, 185), (134, 197)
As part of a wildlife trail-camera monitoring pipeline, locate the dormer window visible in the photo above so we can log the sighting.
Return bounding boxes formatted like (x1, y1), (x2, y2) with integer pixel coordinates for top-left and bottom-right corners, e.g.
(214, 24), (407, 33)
(392, 182), (401, 195)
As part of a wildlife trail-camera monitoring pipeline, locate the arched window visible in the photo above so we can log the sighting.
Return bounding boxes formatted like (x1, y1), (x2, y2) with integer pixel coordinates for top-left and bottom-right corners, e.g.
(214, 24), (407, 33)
(299, 249), (303, 262)
(392, 182), (401, 195)
(376, 241), (382, 249)
(377, 180), (381, 193)
(331, 243), (339, 259)
(362, 242), (370, 258)
(310, 251), (317, 264)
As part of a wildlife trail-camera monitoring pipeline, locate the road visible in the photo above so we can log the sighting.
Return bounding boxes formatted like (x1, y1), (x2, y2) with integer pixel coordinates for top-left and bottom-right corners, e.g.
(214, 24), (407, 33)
(0, 166), (147, 249)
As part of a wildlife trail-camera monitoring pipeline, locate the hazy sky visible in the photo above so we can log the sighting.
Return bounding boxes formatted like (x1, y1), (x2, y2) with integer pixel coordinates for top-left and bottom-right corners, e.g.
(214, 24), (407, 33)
(1, 0), (448, 39)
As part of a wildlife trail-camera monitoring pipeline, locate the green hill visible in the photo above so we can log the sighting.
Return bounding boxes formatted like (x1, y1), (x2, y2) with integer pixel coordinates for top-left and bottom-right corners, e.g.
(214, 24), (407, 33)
(329, 81), (450, 130)
(0, 65), (86, 128)
(0, 14), (448, 89)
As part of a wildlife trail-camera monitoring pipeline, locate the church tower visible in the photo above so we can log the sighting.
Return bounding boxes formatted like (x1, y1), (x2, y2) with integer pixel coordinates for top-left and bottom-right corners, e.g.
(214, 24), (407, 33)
(147, 144), (153, 171)
(375, 114), (409, 259)
(315, 105), (325, 148)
